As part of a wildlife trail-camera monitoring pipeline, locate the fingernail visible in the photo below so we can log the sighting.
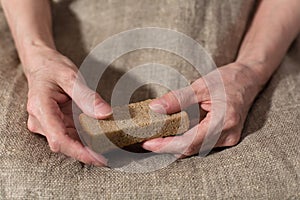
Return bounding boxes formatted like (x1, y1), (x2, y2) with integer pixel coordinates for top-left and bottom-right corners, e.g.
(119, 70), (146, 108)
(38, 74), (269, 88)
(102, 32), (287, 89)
(95, 103), (112, 117)
(86, 147), (108, 166)
(149, 99), (168, 113)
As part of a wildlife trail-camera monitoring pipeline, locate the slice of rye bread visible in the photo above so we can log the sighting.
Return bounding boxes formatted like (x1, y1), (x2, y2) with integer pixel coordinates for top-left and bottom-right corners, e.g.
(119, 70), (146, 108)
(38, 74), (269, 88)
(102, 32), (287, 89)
(79, 99), (190, 153)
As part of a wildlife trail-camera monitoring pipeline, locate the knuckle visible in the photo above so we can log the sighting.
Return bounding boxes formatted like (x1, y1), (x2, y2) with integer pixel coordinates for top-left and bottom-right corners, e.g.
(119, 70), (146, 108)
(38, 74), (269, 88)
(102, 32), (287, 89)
(48, 138), (61, 153)
(26, 102), (34, 115)
(61, 56), (75, 66)
(223, 134), (241, 146)
(26, 97), (40, 115)
(58, 68), (78, 89)
(27, 117), (37, 132)
(192, 79), (209, 100)
(62, 69), (78, 83)
(169, 87), (194, 108)
(59, 69), (83, 95)
(67, 71), (78, 83)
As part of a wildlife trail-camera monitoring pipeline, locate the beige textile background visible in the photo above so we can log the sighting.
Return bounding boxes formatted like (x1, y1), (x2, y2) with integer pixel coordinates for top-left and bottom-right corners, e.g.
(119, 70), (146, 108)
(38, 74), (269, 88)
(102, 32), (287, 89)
(0, 0), (299, 199)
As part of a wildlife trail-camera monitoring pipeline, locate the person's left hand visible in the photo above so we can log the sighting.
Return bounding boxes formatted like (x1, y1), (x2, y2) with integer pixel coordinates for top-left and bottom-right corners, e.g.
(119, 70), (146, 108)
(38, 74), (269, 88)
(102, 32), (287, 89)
(142, 62), (263, 158)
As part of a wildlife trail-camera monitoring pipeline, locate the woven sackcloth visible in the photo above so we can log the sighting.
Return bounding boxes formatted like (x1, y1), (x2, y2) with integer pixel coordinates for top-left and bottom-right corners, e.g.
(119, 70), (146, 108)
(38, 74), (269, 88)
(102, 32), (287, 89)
(0, 0), (299, 199)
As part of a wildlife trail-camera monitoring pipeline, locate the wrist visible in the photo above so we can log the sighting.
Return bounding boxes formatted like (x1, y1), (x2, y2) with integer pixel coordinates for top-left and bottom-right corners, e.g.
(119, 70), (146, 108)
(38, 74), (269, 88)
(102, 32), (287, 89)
(19, 37), (56, 58)
(231, 61), (268, 94)
(20, 42), (57, 78)
(235, 57), (274, 88)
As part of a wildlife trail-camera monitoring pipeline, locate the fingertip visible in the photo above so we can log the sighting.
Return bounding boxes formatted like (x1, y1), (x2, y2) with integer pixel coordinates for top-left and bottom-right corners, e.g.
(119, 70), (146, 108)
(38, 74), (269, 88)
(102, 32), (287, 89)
(94, 102), (113, 119)
(174, 154), (185, 159)
(85, 147), (108, 166)
(149, 99), (168, 114)
(142, 138), (163, 151)
(72, 84), (112, 119)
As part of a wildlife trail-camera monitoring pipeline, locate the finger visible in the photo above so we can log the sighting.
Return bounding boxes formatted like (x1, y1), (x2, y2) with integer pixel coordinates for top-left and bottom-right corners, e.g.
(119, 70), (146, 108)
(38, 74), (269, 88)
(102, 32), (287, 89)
(46, 131), (107, 166)
(142, 118), (209, 155)
(63, 127), (108, 166)
(66, 127), (81, 141)
(63, 115), (75, 128)
(214, 130), (241, 148)
(149, 78), (209, 114)
(58, 72), (112, 119)
(48, 134), (107, 166)
(36, 97), (107, 166)
(72, 81), (112, 119)
(59, 101), (78, 128)
(144, 114), (239, 156)
(149, 86), (196, 114)
(27, 115), (43, 135)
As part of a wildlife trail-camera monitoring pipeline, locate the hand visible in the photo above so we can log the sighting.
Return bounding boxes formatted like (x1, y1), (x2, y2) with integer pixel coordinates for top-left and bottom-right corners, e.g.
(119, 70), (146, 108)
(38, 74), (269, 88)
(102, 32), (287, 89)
(24, 45), (112, 166)
(143, 63), (262, 158)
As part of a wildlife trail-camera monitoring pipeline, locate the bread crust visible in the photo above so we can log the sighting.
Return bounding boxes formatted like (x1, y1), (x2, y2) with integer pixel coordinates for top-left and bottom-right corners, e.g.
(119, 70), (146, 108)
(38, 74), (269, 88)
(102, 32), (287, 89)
(79, 99), (190, 153)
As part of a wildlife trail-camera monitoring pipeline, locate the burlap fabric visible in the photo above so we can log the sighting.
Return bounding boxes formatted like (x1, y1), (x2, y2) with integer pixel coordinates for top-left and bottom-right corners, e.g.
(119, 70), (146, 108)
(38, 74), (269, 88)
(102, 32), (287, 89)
(0, 0), (299, 199)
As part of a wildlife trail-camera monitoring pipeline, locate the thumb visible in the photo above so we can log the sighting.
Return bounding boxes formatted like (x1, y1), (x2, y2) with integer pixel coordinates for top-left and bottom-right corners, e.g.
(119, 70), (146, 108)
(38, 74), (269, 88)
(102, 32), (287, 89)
(149, 78), (210, 114)
(60, 73), (112, 119)
(149, 85), (197, 114)
(73, 81), (112, 119)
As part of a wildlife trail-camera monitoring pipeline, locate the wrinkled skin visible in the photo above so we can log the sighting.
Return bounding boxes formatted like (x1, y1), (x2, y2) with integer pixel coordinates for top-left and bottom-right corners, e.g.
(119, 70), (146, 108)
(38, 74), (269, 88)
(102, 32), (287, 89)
(2, 0), (300, 166)
(25, 46), (112, 166)
(143, 63), (262, 157)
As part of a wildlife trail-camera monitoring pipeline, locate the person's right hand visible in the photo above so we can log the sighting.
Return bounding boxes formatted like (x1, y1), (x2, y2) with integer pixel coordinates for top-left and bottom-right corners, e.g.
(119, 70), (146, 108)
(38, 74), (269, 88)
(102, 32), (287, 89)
(23, 45), (112, 166)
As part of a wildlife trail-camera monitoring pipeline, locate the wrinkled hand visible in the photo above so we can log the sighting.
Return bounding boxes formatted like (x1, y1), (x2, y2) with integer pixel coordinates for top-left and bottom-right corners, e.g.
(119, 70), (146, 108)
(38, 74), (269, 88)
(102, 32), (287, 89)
(24, 46), (112, 166)
(143, 63), (262, 158)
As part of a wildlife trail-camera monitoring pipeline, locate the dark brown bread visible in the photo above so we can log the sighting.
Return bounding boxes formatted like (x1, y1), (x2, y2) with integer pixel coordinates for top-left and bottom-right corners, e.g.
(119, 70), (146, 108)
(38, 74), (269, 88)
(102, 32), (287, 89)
(79, 99), (190, 153)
